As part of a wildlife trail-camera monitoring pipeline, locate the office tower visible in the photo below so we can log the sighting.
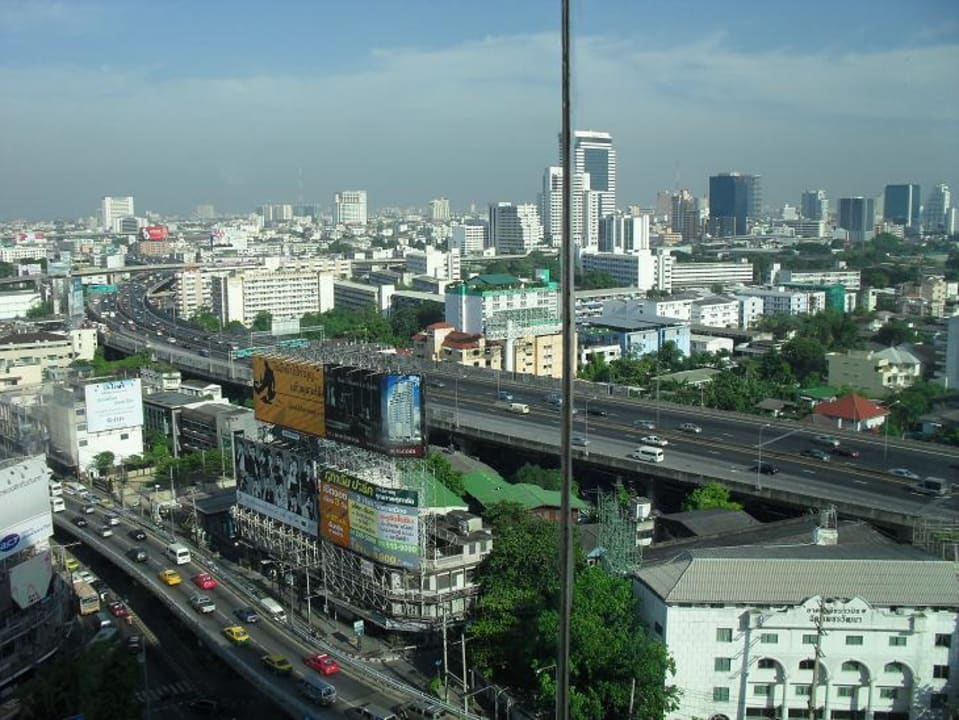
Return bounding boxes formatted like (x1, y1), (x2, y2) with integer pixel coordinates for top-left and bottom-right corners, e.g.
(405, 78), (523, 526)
(489, 203), (544, 255)
(564, 130), (616, 218)
(540, 167), (564, 243)
(333, 190), (368, 226)
(539, 166), (593, 245)
(258, 204), (274, 222)
(923, 184), (952, 233)
(450, 223), (487, 255)
(272, 204), (293, 222)
(800, 190), (828, 221)
(656, 191), (673, 219)
(708, 173), (751, 237)
(745, 175), (763, 221)
(838, 197), (875, 244)
(428, 197), (451, 222)
(670, 190), (700, 242)
(883, 184), (921, 230)
(193, 204), (216, 220)
(100, 196), (134, 230)
(599, 213), (650, 253)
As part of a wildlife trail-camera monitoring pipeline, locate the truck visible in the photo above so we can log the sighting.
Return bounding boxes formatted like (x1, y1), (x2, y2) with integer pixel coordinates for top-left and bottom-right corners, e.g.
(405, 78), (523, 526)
(76, 581), (100, 616)
(495, 400), (529, 414)
(259, 596), (287, 623)
(912, 477), (951, 497)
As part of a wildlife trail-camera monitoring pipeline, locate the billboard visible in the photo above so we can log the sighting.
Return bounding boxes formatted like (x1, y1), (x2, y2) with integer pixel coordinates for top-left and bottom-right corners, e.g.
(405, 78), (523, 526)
(9, 551), (53, 609)
(234, 437), (317, 536)
(252, 356), (326, 437)
(0, 513), (54, 562)
(319, 468), (420, 569)
(84, 378), (144, 433)
(324, 366), (425, 457)
(0, 456), (52, 540)
(140, 225), (169, 241)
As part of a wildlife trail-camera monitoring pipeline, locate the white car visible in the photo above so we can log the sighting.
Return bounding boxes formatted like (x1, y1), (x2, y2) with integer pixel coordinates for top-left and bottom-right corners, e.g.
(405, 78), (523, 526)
(190, 594), (216, 614)
(72, 570), (96, 585)
(572, 436), (590, 447)
(813, 434), (841, 448)
(889, 468), (920, 481)
(640, 435), (669, 447)
(678, 423), (702, 434)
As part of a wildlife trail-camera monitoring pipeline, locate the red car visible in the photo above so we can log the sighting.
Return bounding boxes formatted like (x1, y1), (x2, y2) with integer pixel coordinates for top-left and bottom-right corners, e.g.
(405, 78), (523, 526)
(303, 653), (340, 676)
(192, 573), (218, 590)
(108, 601), (130, 618)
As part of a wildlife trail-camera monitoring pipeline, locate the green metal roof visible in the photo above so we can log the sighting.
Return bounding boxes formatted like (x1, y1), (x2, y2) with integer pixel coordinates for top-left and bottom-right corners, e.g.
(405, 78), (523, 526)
(798, 385), (839, 400)
(403, 467), (468, 508)
(462, 471), (588, 512)
(471, 273), (521, 286)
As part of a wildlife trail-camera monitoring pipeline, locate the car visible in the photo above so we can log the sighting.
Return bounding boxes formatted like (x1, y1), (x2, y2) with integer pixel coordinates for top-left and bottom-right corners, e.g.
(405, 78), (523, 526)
(126, 634), (143, 655)
(586, 407), (608, 417)
(190, 594), (216, 614)
(108, 601), (129, 618)
(83, 504), (96, 514)
(186, 699), (221, 716)
(97, 497), (114, 509)
(98, 525), (114, 538)
(428, 380), (446, 388)
(126, 547), (148, 563)
(572, 435), (590, 447)
(678, 423), (702, 434)
(813, 434), (841, 448)
(105, 513), (120, 526)
(72, 569), (96, 584)
(831, 446), (861, 458)
(64, 557), (80, 571)
(223, 625), (250, 645)
(632, 419), (656, 430)
(395, 699), (447, 719)
(233, 607), (260, 623)
(192, 572), (218, 590)
(750, 462), (779, 475)
(304, 653), (340, 676)
(71, 515), (88, 527)
(128, 528), (146, 541)
(801, 448), (832, 462)
(158, 569), (182, 586)
(889, 468), (921, 481)
(497, 391), (514, 402)
(640, 435), (668, 448)
(261, 654), (293, 675)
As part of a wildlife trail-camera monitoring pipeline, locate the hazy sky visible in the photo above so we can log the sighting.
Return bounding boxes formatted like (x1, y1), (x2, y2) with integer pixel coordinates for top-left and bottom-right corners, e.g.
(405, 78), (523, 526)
(1, 0), (957, 220)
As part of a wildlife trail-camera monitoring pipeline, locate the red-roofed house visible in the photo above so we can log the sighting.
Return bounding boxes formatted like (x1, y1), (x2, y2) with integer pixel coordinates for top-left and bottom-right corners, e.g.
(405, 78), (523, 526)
(813, 393), (888, 432)
(411, 322), (502, 369)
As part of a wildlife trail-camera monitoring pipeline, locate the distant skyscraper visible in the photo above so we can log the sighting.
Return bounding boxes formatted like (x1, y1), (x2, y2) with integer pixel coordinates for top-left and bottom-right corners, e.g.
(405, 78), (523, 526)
(193, 204), (216, 220)
(489, 203), (544, 255)
(883, 184), (921, 230)
(334, 191), (368, 226)
(745, 175), (763, 221)
(599, 213), (650, 253)
(539, 166), (592, 246)
(450, 223), (487, 255)
(708, 173), (751, 237)
(923, 184), (952, 233)
(429, 197), (450, 222)
(539, 167), (563, 243)
(670, 190), (700, 242)
(100, 196), (134, 230)
(838, 197), (875, 244)
(273, 204), (293, 221)
(800, 190), (828, 221)
(564, 130), (617, 219)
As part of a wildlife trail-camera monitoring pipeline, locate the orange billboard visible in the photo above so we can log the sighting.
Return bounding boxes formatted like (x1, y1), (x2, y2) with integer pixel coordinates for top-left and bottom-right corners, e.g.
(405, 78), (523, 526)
(252, 355), (326, 437)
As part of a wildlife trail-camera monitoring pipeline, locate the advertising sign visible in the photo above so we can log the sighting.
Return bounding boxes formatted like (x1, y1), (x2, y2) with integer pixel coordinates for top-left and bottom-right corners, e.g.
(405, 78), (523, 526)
(84, 378), (144, 433)
(0, 513), (54, 562)
(9, 551), (53, 609)
(319, 467), (420, 569)
(0, 456), (52, 541)
(252, 356), (325, 438)
(324, 366), (425, 457)
(140, 225), (169, 241)
(234, 437), (317, 536)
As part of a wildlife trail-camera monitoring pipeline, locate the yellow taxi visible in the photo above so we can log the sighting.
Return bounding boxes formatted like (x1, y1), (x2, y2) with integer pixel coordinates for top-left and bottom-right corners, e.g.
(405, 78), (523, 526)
(158, 569), (183, 586)
(64, 557), (80, 572)
(223, 625), (251, 645)
(260, 654), (293, 675)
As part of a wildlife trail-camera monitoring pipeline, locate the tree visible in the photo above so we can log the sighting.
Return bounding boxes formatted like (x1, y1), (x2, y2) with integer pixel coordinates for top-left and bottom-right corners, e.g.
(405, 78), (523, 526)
(25, 300), (54, 319)
(252, 310), (272, 332)
(424, 450), (465, 497)
(577, 270), (618, 290)
(190, 309), (221, 333)
(655, 341), (683, 373)
(781, 336), (827, 385)
(513, 463), (562, 492)
(873, 319), (918, 347)
(0, 262), (14, 278)
(92, 451), (115, 476)
(578, 353), (610, 382)
(682, 482), (742, 511)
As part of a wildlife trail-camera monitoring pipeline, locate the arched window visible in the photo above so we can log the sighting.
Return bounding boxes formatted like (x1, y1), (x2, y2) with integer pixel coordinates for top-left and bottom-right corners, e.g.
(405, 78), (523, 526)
(842, 661), (861, 672)
(799, 659), (815, 670)
(758, 659), (777, 669)
(885, 662), (904, 673)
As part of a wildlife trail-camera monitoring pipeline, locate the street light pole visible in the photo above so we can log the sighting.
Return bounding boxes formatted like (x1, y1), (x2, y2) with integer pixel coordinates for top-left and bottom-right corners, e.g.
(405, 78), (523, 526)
(757, 423), (771, 491)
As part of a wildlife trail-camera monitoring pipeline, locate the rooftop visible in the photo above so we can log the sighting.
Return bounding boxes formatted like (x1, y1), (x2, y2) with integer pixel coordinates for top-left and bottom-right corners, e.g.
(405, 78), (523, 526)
(461, 471), (588, 512)
(814, 394), (888, 421)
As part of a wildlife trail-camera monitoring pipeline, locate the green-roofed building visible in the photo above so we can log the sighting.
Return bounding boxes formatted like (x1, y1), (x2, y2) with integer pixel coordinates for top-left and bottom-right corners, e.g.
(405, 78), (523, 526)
(461, 470), (588, 522)
(444, 272), (561, 344)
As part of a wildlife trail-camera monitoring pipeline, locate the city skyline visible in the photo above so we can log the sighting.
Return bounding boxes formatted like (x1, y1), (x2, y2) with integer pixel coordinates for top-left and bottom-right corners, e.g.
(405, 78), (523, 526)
(1, 0), (957, 220)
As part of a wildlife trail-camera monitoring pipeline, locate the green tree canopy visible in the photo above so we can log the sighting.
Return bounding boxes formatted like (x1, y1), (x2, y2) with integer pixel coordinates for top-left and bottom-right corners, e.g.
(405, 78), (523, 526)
(26, 300), (55, 319)
(682, 482), (743, 511)
(577, 270), (618, 290)
(873, 319), (918, 347)
(189, 309), (221, 333)
(252, 310), (272, 332)
(92, 451), (115, 474)
(423, 450), (465, 497)
(781, 336), (827, 385)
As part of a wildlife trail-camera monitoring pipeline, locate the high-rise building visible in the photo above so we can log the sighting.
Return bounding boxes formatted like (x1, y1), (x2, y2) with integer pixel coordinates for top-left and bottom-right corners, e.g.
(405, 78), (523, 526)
(428, 197), (450, 222)
(599, 213), (650, 253)
(489, 203), (544, 255)
(923, 184), (952, 233)
(193, 204), (216, 220)
(100, 196), (134, 230)
(565, 130), (616, 219)
(539, 167), (564, 243)
(670, 190), (700, 242)
(334, 191), (368, 226)
(947, 317), (959, 390)
(838, 197), (876, 244)
(800, 190), (828, 221)
(745, 174), (763, 221)
(540, 166), (594, 246)
(272, 204), (293, 222)
(883, 184), (921, 230)
(450, 223), (488, 255)
(708, 173), (751, 237)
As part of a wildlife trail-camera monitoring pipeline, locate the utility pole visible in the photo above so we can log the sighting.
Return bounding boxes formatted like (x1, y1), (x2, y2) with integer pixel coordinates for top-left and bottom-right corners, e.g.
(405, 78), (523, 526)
(442, 613), (449, 703)
(808, 598), (827, 720)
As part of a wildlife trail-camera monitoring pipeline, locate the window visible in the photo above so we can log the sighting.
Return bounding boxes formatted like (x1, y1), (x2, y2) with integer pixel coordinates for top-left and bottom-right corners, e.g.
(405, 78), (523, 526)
(845, 635), (863, 646)
(936, 633), (952, 648)
(78, 440), (88, 447)
(758, 659), (776, 670)
(760, 633), (779, 644)
(120, 433), (129, 440)
(841, 661), (860, 672)
(654, 622), (662, 635)
(884, 662), (904, 674)
(754, 685), (771, 697)
(802, 634), (817, 645)
(799, 659), (815, 670)
(879, 688), (898, 700)
(933, 665), (950, 679)
(888, 636), (906, 647)
(795, 685), (811, 697)
(715, 658), (731, 672)
(716, 628), (733, 642)
(837, 686), (855, 698)
(712, 687), (729, 702)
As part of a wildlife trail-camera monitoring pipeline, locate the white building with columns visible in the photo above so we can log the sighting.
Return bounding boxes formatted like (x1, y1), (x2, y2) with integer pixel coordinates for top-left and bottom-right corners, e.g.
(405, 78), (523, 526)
(634, 518), (958, 720)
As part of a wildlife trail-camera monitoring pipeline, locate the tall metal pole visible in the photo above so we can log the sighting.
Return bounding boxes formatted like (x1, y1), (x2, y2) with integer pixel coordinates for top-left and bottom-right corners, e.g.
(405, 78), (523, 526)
(557, 0), (574, 717)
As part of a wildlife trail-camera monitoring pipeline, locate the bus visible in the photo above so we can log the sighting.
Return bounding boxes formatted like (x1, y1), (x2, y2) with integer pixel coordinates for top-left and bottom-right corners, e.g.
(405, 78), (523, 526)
(76, 581), (100, 616)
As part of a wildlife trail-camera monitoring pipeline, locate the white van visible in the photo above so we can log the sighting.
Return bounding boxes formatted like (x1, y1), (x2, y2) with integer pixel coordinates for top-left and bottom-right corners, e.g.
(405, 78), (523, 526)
(48, 481), (63, 497)
(630, 446), (665, 463)
(259, 596), (287, 622)
(49, 496), (66, 513)
(166, 543), (191, 565)
(297, 674), (337, 706)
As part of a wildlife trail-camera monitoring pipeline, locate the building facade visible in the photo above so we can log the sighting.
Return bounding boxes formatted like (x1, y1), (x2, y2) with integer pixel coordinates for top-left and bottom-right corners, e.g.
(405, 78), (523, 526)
(800, 190), (828, 221)
(489, 203), (544, 255)
(449, 223), (488, 255)
(406, 248), (461, 281)
(838, 197), (876, 245)
(100, 195), (134, 230)
(709, 173), (755, 237)
(827, 346), (922, 397)
(923, 185), (952, 233)
(883, 184), (921, 231)
(333, 190), (368, 226)
(737, 288), (809, 316)
(210, 268), (335, 325)
(580, 251), (657, 290)
(569, 130), (617, 219)
(691, 296), (740, 328)
(671, 260), (755, 289)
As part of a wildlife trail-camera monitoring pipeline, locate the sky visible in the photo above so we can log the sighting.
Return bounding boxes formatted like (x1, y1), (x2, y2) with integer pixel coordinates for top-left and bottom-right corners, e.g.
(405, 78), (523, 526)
(1, 0), (958, 221)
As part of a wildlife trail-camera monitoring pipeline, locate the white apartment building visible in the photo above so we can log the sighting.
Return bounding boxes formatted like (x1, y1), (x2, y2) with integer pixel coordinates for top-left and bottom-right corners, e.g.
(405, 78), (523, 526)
(737, 287), (809, 316)
(0, 244), (48, 264)
(776, 269), (862, 291)
(580, 251), (657, 290)
(570, 130), (617, 218)
(600, 214), (651, 253)
(574, 288), (646, 323)
(671, 259), (755, 289)
(406, 248), (461, 281)
(540, 166), (564, 243)
(0, 330), (96, 389)
(333, 279), (394, 315)
(100, 196), (134, 230)
(450, 224), (488, 255)
(634, 519), (959, 720)
(691, 296), (740, 328)
(429, 197), (450, 222)
(739, 295), (765, 328)
(0, 288), (42, 321)
(489, 203), (544, 255)
(636, 294), (698, 321)
(334, 190), (368, 226)
(210, 269), (335, 325)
